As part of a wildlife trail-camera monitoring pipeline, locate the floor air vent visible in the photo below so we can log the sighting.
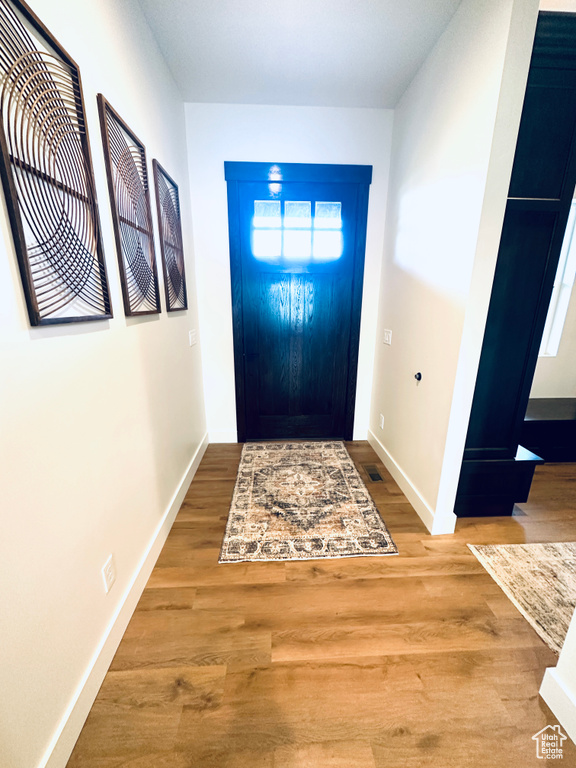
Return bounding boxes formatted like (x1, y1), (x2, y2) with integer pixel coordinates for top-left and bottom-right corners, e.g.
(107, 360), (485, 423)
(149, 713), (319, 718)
(363, 464), (383, 482)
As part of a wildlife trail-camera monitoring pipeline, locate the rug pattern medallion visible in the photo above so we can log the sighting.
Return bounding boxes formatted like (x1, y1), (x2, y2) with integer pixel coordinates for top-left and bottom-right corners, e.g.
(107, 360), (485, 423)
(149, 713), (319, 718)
(219, 442), (398, 563)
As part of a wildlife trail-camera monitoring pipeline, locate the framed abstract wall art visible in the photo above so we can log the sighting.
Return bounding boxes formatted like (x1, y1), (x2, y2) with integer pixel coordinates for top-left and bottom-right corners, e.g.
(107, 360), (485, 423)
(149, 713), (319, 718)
(0, 0), (111, 325)
(98, 94), (160, 316)
(152, 160), (188, 312)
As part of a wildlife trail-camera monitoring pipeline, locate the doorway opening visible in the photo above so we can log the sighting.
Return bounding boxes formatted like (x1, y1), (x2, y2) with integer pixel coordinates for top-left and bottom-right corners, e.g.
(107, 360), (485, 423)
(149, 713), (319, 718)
(523, 191), (576, 461)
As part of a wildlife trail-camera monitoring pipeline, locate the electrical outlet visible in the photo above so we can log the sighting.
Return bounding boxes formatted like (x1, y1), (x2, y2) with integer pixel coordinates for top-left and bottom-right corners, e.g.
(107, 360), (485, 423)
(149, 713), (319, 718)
(188, 329), (197, 347)
(379, 413), (385, 430)
(101, 554), (116, 594)
(383, 329), (392, 345)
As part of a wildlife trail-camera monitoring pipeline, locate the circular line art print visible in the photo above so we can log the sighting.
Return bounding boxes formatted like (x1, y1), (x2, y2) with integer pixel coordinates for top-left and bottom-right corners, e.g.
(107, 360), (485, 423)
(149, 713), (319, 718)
(153, 159), (187, 312)
(98, 94), (160, 316)
(0, 0), (111, 325)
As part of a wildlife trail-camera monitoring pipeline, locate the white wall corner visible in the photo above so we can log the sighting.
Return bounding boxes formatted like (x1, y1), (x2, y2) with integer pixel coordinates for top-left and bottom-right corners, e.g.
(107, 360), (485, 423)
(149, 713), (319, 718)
(41, 433), (209, 768)
(367, 428), (455, 535)
(540, 667), (576, 746)
(431, 0), (541, 525)
(540, 607), (576, 747)
(209, 429), (239, 443)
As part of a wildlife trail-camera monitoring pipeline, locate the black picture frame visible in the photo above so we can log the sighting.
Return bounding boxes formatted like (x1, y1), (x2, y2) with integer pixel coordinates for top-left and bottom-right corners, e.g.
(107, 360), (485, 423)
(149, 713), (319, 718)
(98, 94), (160, 316)
(152, 160), (188, 312)
(0, 0), (112, 325)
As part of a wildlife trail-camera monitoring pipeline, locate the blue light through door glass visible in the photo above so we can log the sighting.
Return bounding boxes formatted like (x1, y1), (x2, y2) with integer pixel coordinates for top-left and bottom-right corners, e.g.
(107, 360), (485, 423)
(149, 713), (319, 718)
(251, 199), (343, 262)
(284, 201), (311, 260)
(253, 200), (281, 259)
(313, 202), (343, 261)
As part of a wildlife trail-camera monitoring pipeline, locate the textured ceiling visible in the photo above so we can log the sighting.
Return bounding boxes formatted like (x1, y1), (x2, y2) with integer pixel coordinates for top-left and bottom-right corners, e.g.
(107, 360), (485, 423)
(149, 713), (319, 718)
(138, 0), (463, 108)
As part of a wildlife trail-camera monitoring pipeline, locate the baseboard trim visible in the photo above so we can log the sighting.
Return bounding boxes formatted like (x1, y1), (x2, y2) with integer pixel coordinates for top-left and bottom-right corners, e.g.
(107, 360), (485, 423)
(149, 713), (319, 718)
(540, 666), (576, 746)
(41, 432), (209, 768)
(367, 428), (453, 535)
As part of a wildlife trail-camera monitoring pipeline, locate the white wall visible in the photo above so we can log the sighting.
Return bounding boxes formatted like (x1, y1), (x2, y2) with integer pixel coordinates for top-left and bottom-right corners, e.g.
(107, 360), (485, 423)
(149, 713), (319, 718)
(185, 103), (393, 442)
(541, 608), (576, 744)
(0, 2), (207, 767)
(368, 0), (539, 533)
(531, 285), (576, 398)
(536, 0), (576, 740)
(540, 0), (576, 10)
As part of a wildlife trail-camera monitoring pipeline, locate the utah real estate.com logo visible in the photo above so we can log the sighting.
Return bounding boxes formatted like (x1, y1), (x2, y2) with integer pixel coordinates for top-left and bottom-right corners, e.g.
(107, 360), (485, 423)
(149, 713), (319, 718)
(532, 725), (568, 760)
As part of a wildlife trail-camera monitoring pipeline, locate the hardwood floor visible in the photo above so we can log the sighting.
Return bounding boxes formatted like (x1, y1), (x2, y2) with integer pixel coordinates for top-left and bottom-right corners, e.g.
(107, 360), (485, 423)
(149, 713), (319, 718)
(66, 442), (576, 767)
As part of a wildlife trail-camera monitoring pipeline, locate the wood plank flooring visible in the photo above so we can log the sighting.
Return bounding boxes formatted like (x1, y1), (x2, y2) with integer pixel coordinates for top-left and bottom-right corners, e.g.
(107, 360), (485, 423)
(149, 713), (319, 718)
(66, 442), (576, 767)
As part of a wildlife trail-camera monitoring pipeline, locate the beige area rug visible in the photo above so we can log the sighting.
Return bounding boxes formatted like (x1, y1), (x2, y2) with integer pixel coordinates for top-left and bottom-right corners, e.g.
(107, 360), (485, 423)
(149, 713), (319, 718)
(468, 542), (576, 654)
(219, 441), (398, 563)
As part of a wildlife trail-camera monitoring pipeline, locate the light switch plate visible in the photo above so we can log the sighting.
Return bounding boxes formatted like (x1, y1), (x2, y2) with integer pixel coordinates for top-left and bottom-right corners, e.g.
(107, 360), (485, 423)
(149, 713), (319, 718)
(189, 329), (197, 347)
(383, 329), (392, 345)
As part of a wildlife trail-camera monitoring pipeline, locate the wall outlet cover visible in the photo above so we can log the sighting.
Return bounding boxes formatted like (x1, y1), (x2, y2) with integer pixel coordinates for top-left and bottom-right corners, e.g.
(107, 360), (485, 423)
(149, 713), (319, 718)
(379, 413), (385, 430)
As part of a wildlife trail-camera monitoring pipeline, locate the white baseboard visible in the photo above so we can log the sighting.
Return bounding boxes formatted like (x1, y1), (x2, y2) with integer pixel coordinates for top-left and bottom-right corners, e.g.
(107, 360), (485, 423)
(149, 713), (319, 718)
(540, 667), (576, 746)
(367, 428), (455, 535)
(41, 432), (209, 768)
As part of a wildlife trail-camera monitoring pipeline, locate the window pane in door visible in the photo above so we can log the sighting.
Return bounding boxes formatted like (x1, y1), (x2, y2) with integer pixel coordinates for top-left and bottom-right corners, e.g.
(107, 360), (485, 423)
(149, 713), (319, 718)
(254, 200), (281, 228)
(284, 201), (311, 229)
(314, 230), (343, 261)
(315, 201), (342, 228)
(253, 229), (282, 258)
(284, 229), (312, 260)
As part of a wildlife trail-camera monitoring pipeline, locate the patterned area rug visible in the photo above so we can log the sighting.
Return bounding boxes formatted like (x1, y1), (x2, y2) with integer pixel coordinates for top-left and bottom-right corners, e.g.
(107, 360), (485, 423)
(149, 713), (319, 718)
(219, 441), (398, 563)
(468, 542), (576, 654)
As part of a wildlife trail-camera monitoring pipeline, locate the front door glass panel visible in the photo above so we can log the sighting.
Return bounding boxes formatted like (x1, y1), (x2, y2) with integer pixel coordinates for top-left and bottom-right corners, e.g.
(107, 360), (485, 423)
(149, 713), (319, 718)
(252, 196), (344, 264)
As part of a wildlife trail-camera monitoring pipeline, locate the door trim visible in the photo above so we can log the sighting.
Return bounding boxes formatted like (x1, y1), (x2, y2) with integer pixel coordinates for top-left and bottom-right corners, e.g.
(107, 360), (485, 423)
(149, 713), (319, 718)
(225, 162), (372, 442)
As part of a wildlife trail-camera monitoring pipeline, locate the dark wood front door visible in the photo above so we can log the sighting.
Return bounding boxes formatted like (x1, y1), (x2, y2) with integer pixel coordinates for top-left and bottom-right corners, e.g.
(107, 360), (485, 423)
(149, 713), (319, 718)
(225, 162), (372, 441)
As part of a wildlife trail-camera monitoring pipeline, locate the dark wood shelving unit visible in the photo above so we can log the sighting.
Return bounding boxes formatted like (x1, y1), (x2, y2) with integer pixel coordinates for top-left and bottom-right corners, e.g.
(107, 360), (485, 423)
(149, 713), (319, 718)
(456, 11), (576, 516)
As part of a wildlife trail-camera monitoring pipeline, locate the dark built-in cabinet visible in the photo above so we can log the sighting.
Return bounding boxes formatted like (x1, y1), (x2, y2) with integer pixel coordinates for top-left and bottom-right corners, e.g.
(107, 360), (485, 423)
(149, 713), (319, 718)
(456, 12), (576, 516)
(522, 398), (576, 462)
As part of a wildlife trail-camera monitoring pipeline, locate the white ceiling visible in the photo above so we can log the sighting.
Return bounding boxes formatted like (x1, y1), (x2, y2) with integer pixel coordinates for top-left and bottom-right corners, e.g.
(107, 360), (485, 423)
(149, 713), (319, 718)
(138, 0), (463, 108)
